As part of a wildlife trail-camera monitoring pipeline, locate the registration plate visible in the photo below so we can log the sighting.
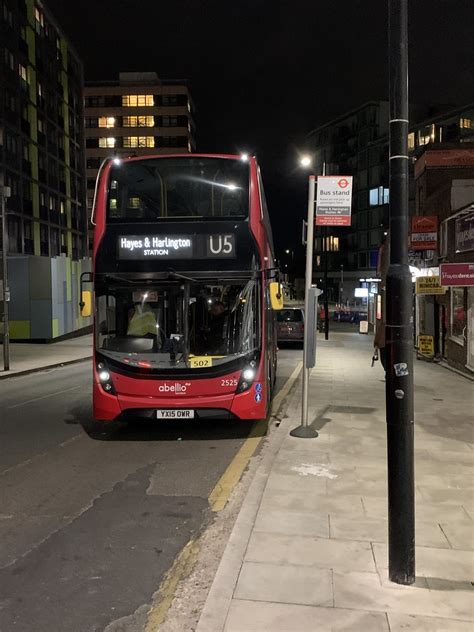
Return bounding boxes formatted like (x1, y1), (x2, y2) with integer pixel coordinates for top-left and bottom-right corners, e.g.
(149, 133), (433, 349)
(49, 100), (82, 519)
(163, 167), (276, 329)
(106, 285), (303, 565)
(156, 409), (195, 419)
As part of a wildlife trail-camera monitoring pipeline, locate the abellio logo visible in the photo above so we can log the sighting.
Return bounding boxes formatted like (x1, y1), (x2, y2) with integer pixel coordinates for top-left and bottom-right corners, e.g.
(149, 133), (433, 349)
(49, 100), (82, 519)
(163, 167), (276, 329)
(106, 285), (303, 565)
(158, 382), (190, 394)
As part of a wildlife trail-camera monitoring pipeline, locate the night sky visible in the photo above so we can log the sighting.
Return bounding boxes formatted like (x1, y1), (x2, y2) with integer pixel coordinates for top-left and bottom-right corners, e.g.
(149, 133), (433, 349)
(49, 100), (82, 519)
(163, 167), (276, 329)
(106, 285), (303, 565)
(47, 0), (473, 258)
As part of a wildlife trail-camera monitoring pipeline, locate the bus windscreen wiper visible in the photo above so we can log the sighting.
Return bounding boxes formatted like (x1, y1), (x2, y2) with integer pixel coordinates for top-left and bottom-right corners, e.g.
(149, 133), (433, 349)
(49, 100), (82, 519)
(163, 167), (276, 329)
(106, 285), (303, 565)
(167, 269), (199, 283)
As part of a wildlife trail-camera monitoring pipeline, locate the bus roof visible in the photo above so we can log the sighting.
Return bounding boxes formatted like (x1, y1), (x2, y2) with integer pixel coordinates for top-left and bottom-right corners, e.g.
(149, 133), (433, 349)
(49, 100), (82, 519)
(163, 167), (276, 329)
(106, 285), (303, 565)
(110, 153), (253, 164)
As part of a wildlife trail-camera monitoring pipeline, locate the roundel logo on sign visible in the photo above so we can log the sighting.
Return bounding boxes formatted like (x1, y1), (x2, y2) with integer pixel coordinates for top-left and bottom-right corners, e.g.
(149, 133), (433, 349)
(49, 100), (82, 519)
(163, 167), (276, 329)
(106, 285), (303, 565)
(338, 178), (349, 189)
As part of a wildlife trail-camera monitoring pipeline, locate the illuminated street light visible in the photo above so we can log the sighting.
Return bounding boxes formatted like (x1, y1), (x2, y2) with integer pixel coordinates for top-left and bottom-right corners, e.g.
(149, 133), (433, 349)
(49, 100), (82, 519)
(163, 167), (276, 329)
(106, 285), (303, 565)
(300, 155), (312, 168)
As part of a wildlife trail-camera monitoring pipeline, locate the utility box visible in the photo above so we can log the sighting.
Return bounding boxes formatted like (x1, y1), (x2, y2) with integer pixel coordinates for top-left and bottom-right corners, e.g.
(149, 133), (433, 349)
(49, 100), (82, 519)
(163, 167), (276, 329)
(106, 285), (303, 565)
(305, 287), (323, 368)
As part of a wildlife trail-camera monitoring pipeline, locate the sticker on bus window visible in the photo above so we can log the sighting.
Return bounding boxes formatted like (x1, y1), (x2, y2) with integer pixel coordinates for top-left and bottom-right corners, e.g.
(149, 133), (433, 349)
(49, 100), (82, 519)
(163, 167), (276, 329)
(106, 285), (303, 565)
(190, 356), (213, 368)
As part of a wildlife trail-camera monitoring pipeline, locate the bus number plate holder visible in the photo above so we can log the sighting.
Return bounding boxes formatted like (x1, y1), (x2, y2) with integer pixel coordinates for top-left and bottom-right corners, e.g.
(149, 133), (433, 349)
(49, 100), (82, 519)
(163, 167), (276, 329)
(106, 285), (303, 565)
(156, 410), (195, 420)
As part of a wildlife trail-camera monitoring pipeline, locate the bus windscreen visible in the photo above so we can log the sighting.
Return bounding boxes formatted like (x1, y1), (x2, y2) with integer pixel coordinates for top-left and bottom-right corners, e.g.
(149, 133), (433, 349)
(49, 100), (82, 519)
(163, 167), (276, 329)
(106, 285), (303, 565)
(107, 157), (249, 222)
(95, 279), (259, 370)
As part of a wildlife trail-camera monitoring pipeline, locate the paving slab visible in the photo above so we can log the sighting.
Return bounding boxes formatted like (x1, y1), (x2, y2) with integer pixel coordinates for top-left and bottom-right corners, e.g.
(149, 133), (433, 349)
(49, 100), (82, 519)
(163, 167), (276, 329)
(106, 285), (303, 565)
(224, 600), (390, 632)
(372, 542), (474, 582)
(387, 612), (473, 631)
(245, 532), (376, 573)
(334, 570), (473, 620)
(234, 562), (333, 607)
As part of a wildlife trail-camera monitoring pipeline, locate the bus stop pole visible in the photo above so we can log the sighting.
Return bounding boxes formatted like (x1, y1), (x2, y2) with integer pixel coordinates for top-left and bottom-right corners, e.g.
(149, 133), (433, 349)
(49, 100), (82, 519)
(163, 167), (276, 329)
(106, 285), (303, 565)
(1, 183), (11, 372)
(290, 175), (318, 439)
(386, 0), (415, 584)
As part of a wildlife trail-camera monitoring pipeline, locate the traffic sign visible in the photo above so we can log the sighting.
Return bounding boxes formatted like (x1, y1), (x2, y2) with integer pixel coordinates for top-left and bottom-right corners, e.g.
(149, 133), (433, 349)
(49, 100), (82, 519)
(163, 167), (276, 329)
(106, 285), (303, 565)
(316, 176), (353, 226)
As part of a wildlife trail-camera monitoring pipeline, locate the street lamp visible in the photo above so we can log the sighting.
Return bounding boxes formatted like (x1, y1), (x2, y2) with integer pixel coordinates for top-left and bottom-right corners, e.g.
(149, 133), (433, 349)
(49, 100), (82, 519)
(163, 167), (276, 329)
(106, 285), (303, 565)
(300, 155), (312, 168)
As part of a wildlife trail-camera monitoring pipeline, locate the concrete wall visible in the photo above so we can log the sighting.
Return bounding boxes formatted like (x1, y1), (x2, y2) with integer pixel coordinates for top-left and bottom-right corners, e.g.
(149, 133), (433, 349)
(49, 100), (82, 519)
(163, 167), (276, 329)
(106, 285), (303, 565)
(8, 255), (92, 340)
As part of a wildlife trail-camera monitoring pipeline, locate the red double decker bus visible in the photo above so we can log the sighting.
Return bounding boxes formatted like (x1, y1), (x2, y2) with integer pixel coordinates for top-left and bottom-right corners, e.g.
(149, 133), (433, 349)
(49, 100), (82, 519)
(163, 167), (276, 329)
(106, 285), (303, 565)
(82, 154), (283, 422)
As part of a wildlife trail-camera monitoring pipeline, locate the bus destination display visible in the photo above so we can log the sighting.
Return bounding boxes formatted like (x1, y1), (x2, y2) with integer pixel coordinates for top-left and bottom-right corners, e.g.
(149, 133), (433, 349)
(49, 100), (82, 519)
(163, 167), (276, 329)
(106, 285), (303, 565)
(117, 234), (236, 259)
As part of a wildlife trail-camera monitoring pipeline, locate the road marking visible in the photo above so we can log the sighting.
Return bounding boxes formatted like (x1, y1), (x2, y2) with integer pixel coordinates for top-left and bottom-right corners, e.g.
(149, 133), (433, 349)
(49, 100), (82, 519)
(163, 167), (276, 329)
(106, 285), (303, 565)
(208, 361), (302, 512)
(8, 385), (83, 409)
(144, 539), (200, 632)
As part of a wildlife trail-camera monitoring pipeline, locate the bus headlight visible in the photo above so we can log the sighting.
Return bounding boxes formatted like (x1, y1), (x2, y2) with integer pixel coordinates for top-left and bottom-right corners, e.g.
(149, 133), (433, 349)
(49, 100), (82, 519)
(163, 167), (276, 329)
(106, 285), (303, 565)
(242, 368), (255, 381)
(97, 363), (115, 394)
(236, 363), (257, 394)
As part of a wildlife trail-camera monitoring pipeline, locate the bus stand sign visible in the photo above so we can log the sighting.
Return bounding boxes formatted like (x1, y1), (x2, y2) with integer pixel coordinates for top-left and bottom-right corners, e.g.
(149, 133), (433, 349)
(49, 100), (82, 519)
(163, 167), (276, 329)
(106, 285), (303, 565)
(316, 176), (353, 226)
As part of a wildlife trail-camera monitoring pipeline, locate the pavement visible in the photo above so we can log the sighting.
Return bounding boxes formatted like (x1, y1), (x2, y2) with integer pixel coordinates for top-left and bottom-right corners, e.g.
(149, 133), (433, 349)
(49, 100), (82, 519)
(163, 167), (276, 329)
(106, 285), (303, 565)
(0, 334), (93, 378)
(196, 332), (474, 632)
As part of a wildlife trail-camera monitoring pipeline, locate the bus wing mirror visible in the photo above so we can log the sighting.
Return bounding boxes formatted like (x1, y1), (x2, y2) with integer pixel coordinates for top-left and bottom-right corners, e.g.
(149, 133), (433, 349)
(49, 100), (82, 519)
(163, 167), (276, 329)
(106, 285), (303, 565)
(269, 282), (284, 310)
(79, 272), (93, 317)
(80, 290), (92, 318)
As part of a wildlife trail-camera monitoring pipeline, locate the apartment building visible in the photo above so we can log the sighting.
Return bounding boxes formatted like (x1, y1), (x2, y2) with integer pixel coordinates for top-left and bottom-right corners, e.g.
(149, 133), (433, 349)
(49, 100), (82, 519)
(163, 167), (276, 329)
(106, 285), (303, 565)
(1, 0), (90, 341)
(84, 71), (196, 219)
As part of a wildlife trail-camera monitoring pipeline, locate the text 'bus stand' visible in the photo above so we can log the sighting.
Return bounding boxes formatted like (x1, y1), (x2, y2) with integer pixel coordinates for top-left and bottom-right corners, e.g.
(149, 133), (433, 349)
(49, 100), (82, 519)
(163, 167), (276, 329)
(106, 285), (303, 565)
(291, 175), (322, 439)
(386, 0), (415, 585)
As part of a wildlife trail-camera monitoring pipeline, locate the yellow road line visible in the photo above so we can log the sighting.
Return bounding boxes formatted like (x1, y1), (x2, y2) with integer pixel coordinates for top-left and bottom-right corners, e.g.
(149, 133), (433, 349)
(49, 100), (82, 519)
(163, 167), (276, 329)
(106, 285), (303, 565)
(145, 539), (200, 632)
(208, 361), (302, 513)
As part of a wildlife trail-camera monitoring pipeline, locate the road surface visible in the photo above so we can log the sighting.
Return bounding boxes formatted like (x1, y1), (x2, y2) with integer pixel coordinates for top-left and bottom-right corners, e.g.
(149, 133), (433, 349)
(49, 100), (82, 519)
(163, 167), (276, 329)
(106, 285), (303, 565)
(0, 348), (300, 631)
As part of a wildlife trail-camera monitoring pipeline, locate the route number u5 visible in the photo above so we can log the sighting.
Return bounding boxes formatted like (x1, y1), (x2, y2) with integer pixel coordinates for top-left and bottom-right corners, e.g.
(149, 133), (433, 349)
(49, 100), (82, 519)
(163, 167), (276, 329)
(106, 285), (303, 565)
(207, 234), (235, 257)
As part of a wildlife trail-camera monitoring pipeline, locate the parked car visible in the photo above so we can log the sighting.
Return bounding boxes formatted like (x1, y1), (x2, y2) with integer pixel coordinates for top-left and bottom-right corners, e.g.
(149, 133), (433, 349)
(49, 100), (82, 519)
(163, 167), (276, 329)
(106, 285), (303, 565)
(277, 306), (304, 345)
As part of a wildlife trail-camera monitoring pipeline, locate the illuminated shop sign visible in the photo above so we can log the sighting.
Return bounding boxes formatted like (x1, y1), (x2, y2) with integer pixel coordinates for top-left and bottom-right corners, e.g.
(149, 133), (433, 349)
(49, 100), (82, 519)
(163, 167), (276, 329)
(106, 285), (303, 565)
(117, 234), (236, 260)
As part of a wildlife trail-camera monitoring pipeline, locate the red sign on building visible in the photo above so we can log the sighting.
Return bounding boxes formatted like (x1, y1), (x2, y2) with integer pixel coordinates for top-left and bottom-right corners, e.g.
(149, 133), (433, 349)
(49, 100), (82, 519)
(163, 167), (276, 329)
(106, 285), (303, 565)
(440, 263), (474, 286)
(410, 216), (438, 250)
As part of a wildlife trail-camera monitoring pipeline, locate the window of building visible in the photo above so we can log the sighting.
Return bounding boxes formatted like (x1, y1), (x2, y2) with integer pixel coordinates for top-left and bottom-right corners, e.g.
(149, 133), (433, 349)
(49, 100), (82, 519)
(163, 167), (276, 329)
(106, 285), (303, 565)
(358, 190), (367, 210)
(439, 220), (448, 258)
(450, 287), (466, 343)
(85, 96), (106, 107)
(369, 188), (379, 206)
(369, 186), (389, 206)
(98, 137), (116, 148)
(60, 200), (65, 214)
(459, 118), (473, 129)
(4, 48), (15, 71)
(418, 124), (435, 146)
(123, 115), (155, 127)
(98, 116), (115, 128)
(128, 197), (140, 208)
(3, 3), (13, 26)
(86, 157), (101, 169)
(40, 224), (49, 256)
(162, 95), (179, 106)
(162, 116), (178, 127)
(8, 217), (21, 253)
(324, 236), (339, 252)
(38, 118), (44, 133)
(24, 220), (34, 254)
(34, 6), (44, 27)
(18, 63), (28, 83)
(408, 132), (415, 150)
(50, 227), (60, 256)
(122, 136), (155, 148)
(85, 117), (97, 128)
(5, 132), (18, 155)
(122, 94), (154, 107)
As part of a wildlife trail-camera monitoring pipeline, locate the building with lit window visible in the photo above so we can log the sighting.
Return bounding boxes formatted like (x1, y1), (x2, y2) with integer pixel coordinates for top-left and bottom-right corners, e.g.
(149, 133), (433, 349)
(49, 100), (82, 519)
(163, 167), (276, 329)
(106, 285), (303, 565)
(306, 101), (474, 301)
(84, 72), (196, 221)
(1, 0), (90, 341)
